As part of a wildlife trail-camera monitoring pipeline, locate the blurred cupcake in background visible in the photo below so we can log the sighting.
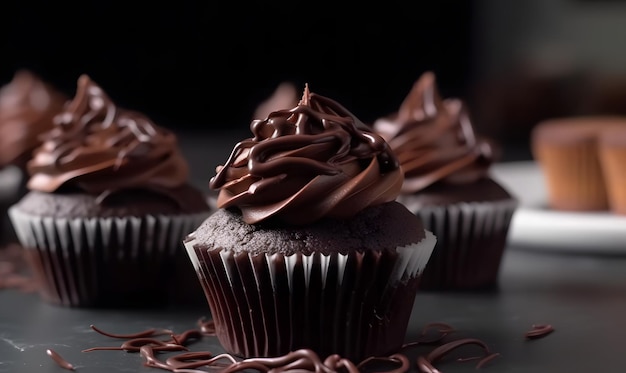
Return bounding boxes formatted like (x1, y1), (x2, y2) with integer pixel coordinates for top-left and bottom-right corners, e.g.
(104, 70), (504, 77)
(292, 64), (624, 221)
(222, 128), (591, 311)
(185, 85), (436, 361)
(252, 81), (299, 120)
(8, 74), (211, 307)
(0, 70), (67, 246)
(531, 116), (624, 212)
(598, 122), (626, 215)
(372, 71), (518, 291)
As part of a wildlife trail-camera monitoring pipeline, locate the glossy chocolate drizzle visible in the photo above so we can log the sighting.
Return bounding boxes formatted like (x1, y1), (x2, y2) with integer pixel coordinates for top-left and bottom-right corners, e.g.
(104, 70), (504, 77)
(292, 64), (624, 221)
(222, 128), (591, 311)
(78, 318), (510, 372)
(211, 84), (402, 225)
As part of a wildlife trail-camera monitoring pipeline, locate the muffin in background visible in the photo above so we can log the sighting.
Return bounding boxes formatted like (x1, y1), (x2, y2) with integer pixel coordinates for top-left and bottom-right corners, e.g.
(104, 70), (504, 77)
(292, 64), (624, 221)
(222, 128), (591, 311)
(0, 70), (67, 245)
(184, 85), (436, 361)
(372, 71), (517, 291)
(9, 74), (211, 308)
(531, 116), (625, 212)
(597, 122), (626, 215)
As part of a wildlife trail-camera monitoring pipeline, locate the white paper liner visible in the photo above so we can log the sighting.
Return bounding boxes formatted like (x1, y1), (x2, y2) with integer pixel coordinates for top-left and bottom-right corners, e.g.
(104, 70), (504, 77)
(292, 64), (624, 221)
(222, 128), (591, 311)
(184, 230), (436, 360)
(8, 206), (210, 307)
(411, 199), (518, 290)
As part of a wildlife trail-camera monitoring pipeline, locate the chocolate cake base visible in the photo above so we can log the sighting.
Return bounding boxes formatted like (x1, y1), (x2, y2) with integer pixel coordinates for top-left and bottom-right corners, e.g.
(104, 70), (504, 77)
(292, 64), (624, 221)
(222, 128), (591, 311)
(184, 202), (437, 362)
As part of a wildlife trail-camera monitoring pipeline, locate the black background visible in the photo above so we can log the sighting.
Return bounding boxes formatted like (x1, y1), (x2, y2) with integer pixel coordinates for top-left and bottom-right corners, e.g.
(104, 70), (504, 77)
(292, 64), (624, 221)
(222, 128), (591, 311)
(0, 2), (475, 132)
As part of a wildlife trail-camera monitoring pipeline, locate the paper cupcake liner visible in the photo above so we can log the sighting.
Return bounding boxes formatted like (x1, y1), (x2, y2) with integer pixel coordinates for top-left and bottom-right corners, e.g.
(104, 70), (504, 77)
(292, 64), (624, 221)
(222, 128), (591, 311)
(8, 206), (209, 307)
(535, 142), (608, 211)
(414, 199), (517, 291)
(599, 146), (626, 215)
(185, 231), (436, 361)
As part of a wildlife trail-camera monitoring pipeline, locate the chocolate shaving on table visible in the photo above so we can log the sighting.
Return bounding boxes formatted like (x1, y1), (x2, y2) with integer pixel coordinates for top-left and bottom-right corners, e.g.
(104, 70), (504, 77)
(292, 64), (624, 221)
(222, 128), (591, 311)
(196, 317), (216, 335)
(82, 319), (504, 372)
(417, 356), (440, 373)
(221, 349), (362, 373)
(403, 322), (457, 347)
(46, 349), (75, 371)
(524, 324), (554, 339)
(476, 352), (501, 369)
(358, 354), (410, 373)
(426, 338), (492, 363)
(90, 324), (173, 339)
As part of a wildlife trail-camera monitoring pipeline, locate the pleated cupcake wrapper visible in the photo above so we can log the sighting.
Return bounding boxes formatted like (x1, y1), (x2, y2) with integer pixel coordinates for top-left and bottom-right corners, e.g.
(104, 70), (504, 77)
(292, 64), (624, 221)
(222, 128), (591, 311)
(8, 206), (210, 307)
(185, 231), (436, 361)
(598, 146), (626, 214)
(413, 199), (518, 290)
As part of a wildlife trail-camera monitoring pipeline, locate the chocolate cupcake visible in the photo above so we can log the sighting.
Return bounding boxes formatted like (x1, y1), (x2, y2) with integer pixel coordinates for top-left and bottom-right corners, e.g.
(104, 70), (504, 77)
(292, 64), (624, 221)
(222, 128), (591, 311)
(184, 85), (436, 361)
(0, 70), (67, 245)
(8, 75), (211, 307)
(372, 72), (518, 291)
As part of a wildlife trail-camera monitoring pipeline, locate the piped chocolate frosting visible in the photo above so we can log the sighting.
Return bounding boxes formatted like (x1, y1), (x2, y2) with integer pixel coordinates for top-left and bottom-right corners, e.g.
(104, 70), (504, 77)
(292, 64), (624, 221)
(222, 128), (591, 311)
(372, 72), (493, 194)
(210, 84), (402, 225)
(26, 75), (192, 208)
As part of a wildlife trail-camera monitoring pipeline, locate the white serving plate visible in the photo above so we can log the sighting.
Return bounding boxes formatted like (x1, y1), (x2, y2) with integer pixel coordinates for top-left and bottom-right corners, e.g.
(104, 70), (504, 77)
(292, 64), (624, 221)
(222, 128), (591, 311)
(490, 161), (626, 255)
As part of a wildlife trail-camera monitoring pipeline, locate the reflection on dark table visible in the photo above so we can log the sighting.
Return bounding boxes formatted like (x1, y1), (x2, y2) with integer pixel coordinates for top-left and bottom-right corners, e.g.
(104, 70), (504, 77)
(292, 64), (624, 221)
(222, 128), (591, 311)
(1, 132), (624, 373)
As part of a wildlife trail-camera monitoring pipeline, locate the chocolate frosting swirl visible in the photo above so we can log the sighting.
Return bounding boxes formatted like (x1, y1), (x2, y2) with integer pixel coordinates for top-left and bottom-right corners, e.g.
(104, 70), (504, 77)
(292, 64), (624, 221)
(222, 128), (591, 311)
(372, 72), (492, 194)
(210, 84), (402, 225)
(0, 70), (67, 168)
(27, 75), (190, 206)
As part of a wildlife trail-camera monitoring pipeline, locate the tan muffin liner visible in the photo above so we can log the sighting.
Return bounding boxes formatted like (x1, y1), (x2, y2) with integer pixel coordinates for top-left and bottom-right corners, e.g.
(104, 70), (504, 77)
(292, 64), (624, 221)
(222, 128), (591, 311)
(8, 206), (209, 307)
(599, 145), (626, 215)
(184, 231), (436, 361)
(533, 140), (608, 211)
(409, 199), (517, 291)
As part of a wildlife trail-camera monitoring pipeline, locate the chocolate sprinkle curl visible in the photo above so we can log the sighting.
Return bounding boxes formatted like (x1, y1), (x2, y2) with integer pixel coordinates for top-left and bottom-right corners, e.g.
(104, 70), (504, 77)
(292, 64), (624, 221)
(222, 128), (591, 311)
(427, 338), (492, 363)
(358, 353), (410, 373)
(417, 356), (440, 373)
(525, 324), (554, 339)
(82, 318), (505, 372)
(46, 349), (75, 371)
(90, 324), (173, 339)
(404, 322), (457, 347)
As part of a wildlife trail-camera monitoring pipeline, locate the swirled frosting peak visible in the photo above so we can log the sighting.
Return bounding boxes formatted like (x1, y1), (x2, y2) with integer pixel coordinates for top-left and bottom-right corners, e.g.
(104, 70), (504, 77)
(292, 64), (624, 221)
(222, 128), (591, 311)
(372, 71), (493, 194)
(27, 75), (190, 204)
(0, 70), (67, 168)
(210, 84), (403, 225)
